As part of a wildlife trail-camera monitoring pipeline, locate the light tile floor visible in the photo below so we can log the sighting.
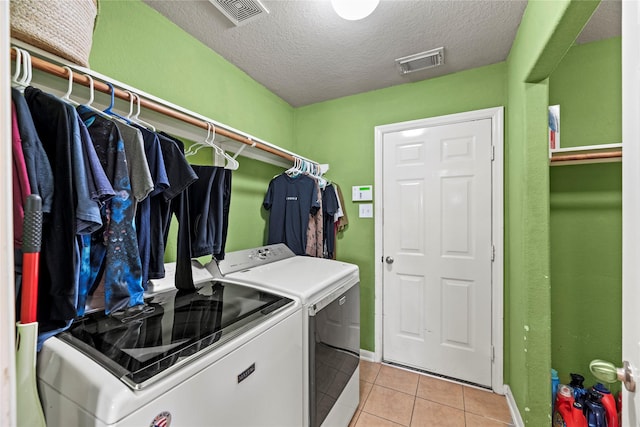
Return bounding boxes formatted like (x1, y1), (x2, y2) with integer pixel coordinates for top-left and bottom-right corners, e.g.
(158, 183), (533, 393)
(350, 361), (514, 427)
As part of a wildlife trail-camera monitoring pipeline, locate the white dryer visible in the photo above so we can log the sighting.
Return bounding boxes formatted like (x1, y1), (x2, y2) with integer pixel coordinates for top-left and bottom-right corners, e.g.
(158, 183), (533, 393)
(212, 244), (361, 427)
(36, 278), (304, 427)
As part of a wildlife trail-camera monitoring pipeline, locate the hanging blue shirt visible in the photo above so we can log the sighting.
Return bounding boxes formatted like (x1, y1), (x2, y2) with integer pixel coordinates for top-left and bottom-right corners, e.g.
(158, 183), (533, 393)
(263, 173), (320, 255)
(77, 106), (144, 315)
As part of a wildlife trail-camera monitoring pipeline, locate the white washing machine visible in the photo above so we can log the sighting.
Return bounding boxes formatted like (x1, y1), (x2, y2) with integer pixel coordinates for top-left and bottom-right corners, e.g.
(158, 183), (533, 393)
(209, 244), (361, 427)
(36, 278), (304, 427)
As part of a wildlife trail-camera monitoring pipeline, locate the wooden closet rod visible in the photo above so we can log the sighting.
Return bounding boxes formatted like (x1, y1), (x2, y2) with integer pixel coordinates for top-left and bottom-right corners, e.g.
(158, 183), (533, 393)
(550, 150), (622, 163)
(10, 48), (297, 163)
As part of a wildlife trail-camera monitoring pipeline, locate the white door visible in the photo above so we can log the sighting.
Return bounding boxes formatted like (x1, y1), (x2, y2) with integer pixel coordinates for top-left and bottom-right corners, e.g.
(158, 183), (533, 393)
(382, 118), (493, 387)
(622, 1), (640, 424)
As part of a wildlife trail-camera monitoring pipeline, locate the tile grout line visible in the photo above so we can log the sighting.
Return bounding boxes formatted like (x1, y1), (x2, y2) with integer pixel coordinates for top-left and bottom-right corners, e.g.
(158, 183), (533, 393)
(462, 385), (467, 427)
(463, 385), (469, 426)
(408, 379), (418, 427)
(410, 396), (416, 427)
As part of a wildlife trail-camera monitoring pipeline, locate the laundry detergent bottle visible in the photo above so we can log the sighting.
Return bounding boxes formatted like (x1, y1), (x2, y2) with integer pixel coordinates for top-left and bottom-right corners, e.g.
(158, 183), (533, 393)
(593, 383), (618, 427)
(554, 384), (587, 427)
(552, 369), (560, 408)
(570, 373), (587, 406)
(583, 390), (607, 427)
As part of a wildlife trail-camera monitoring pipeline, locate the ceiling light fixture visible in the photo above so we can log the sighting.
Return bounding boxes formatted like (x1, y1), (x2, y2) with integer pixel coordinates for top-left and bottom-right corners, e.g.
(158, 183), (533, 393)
(331, 0), (379, 21)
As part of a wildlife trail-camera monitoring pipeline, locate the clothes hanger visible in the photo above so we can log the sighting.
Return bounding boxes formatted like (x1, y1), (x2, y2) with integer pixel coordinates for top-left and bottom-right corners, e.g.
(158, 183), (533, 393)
(187, 121), (239, 169)
(61, 66), (80, 106)
(12, 48), (32, 92)
(20, 50), (32, 87)
(301, 159), (327, 188)
(130, 93), (156, 131)
(185, 122), (214, 157)
(124, 90), (135, 121)
(286, 157), (301, 177)
(212, 141), (239, 170)
(79, 74), (113, 119)
(203, 124), (239, 169)
(20, 50), (33, 87)
(102, 82), (132, 123)
(223, 149), (240, 170)
(316, 169), (327, 189)
(231, 138), (256, 161)
(314, 162), (328, 188)
(11, 47), (22, 86)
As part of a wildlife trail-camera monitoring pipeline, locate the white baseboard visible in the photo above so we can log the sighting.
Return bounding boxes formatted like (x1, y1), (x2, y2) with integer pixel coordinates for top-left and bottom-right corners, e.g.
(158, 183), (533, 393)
(359, 349), (376, 362)
(504, 385), (524, 427)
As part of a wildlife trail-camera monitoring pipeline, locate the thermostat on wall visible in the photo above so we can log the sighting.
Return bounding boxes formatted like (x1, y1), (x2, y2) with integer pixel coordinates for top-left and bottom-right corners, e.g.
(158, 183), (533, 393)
(352, 185), (373, 201)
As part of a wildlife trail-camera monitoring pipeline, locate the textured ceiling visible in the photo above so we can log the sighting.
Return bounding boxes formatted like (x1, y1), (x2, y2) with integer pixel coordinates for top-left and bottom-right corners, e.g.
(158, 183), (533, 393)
(144, 0), (621, 108)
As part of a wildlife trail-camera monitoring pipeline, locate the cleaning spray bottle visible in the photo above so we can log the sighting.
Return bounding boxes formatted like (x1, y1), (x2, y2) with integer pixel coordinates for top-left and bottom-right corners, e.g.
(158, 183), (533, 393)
(583, 390), (606, 427)
(553, 384), (587, 427)
(592, 383), (618, 427)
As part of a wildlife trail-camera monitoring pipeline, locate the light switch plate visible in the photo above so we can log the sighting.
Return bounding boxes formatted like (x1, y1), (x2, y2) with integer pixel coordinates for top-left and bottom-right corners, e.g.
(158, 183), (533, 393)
(359, 204), (373, 218)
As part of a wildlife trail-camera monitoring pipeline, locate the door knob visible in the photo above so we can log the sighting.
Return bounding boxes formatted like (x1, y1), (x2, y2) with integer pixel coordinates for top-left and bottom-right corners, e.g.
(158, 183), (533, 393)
(590, 359), (636, 392)
(385, 256), (394, 264)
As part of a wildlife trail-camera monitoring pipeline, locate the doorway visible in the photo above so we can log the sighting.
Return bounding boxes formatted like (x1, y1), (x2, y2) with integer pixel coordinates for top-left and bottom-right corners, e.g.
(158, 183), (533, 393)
(374, 107), (504, 392)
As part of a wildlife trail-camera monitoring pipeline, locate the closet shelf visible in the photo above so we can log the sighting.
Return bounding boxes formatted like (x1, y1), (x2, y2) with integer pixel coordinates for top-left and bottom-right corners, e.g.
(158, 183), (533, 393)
(10, 42), (317, 169)
(549, 143), (622, 165)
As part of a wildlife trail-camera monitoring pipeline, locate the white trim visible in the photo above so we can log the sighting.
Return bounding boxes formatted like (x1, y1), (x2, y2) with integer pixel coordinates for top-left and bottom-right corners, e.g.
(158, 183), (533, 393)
(373, 106), (505, 393)
(1, 2), (17, 426)
(359, 349), (377, 362)
(550, 142), (622, 154)
(622, 1), (640, 424)
(504, 385), (525, 427)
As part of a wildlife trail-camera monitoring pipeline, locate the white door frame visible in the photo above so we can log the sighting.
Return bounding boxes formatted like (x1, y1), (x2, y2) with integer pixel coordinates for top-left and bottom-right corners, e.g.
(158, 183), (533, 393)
(1, 2), (17, 425)
(622, 1), (640, 424)
(374, 106), (504, 393)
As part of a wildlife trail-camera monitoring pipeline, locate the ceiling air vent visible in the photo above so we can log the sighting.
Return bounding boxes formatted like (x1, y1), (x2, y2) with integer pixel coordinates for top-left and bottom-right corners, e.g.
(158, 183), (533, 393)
(395, 47), (444, 75)
(209, 0), (269, 26)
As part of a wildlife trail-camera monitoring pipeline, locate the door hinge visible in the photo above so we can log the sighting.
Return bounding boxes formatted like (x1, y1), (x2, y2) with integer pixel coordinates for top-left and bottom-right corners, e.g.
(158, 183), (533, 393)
(491, 244), (495, 262)
(491, 145), (495, 161)
(491, 345), (495, 362)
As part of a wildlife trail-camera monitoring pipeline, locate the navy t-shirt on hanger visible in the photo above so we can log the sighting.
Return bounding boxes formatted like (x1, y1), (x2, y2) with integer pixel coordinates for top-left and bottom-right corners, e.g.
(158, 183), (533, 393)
(263, 173), (320, 255)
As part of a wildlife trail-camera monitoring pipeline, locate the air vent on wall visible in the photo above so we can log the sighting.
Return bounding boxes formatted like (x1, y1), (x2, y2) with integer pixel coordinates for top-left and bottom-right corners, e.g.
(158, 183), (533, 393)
(209, 0), (269, 26)
(395, 47), (444, 75)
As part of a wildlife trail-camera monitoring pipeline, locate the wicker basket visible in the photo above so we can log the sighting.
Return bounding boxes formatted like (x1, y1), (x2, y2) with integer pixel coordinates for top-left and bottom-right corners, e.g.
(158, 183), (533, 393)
(10, 0), (98, 67)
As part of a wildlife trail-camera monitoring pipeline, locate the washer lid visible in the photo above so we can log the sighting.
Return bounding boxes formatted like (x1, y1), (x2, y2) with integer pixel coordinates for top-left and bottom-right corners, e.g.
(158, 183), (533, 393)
(59, 280), (293, 389)
(228, 257), (359, 304)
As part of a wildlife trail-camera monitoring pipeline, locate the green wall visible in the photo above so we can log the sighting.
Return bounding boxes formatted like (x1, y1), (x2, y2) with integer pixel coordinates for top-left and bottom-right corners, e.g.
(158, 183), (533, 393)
(506, 1), (599, 424)
(90, 0), (290, 253)
(87, 1), (622, 424)
(549, 37), (622, 391)
(293, 63), (507, 351)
